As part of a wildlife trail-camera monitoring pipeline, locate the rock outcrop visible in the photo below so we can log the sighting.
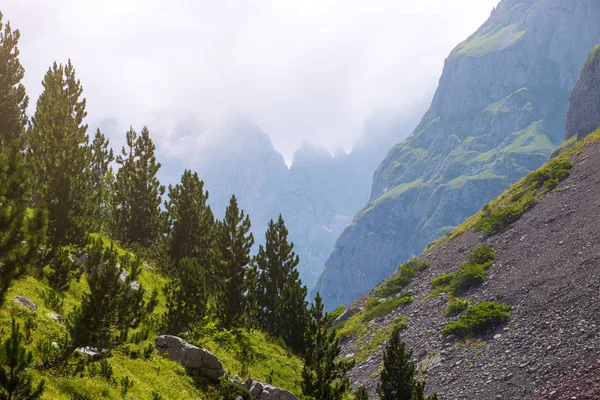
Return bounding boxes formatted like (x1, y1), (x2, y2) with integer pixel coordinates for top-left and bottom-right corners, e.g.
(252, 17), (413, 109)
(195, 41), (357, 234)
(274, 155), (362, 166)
(155, 335), (225, 381)
(13, 296), (37, 311)
(565, 44), (600, 140)
(236, 377), (299, 400)
(314, 0), (600, 310)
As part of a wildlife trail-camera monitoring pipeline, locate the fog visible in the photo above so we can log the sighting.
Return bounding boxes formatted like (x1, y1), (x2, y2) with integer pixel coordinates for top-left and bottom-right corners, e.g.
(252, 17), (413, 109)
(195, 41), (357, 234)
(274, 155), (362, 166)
(3, 0), (499, 161)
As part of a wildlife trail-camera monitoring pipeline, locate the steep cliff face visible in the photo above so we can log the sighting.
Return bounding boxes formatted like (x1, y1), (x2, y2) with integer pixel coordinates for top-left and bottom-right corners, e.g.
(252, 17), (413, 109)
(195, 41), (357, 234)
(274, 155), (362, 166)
(565, 44), (600, 140)
(313, 0), (600, 309)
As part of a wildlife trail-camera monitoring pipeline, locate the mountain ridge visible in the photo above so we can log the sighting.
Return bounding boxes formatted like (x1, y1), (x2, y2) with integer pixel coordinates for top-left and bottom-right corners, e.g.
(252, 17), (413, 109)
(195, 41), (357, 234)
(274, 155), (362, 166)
(313, 0), (600, 309)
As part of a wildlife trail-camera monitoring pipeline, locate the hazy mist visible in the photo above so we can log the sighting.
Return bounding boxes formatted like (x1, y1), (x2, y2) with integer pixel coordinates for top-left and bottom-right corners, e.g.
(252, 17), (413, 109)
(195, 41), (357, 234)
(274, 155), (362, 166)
(4, 0), (499, 161)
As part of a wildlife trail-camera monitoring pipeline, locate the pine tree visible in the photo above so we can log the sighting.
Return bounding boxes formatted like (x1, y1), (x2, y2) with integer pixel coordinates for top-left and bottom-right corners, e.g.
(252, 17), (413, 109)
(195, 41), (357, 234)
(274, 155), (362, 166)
(27, 60), (92, 253)
(0, 141), (47, 304)
(165, 170), (215, 267)
(278, 267), (308, 354)
(161, 257), (208, 335)
(46, 248), (74, 293)
(114, 126), (165, 246)
(354, 386), (370, 400)
(376, 325), (437, 400)
(301, 292), (353, 400)
(0, 12), (28, 145)
(67, 238), (149, 355)
(0, 319), (45, 400)
(217, 195), (254, 329)
(89, 129), (115, 232)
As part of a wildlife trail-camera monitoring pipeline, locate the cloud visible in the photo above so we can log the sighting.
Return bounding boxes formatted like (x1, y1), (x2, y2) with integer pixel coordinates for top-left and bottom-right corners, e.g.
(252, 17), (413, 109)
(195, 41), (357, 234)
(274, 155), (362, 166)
(4, 0), (499, 160)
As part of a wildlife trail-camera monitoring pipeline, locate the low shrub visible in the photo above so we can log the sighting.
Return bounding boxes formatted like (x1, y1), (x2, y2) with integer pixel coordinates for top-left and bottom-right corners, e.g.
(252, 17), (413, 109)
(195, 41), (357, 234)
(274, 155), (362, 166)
(217, 379), (253, 400)
(431, 274), (454, 288)
(450, 263), (487, 295)
(444, 298), (469, 316)
(442, 301), (511, 338)
(466, 245), (497, 265)
(362, 292), (413, 323)
(365, 298), (381, 311)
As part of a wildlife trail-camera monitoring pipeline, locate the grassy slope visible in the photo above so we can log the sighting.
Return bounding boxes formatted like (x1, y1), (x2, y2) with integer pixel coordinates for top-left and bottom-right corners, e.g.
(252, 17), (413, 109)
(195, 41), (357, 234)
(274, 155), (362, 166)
(0, 238), (303, 400)
(335, 128), (600, 365)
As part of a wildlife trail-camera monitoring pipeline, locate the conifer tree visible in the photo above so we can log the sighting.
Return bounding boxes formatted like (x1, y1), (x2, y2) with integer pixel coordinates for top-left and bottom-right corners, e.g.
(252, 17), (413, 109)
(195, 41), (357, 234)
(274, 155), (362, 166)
(46, 248), (75, 293)
(66, 238), (150, 356)
(0, 319), (45, 399)
(27, 60), (92, 253)
(376, 325), (437, 400)
(301, 292), (353, 400)
(254, 215), (308, 352)
(0, 141), (46, 304)
(161, 257), (208, 335)
(217, 195), (254, 329)
(165, 170), (215, 267)
(89, 129), (115, 232)
(114, 126), (165, 246)
(0, 12), (28, 145)
(354, 386), (370, 400)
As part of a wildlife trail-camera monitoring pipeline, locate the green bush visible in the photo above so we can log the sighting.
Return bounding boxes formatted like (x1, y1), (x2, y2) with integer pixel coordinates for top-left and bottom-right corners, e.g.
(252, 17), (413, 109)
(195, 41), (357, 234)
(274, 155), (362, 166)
(450, 263), (487, 295)
(444, 298), (469, 316)
(375, 259), (428, 297)
(466, 245), (497, 265)
(362, 293), (413, 323)
(431, 274), (454, 288)
(217, 380), (253, 400)
(442, 301), (511, 338)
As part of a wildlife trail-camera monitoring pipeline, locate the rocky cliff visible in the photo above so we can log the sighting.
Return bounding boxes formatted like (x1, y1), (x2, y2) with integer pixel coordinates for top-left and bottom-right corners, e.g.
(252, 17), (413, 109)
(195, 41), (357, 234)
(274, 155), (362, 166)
(341, 127), (600, 399)
(313, 0), (600, 309)
(192, 113), (415, 289)
(565, 44), (600, 140)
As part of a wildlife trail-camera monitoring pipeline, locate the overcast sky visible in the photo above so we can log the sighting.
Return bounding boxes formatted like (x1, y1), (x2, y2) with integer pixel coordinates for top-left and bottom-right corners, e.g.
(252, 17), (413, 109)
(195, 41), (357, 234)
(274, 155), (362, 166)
(3, 0), (499, 161)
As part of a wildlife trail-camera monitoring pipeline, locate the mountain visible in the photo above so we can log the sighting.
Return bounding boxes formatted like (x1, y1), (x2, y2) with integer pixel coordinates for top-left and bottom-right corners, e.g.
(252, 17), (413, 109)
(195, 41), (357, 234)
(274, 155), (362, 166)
(313, 0), (600, 310)
(188, 113), (416, 289)
(565, 44), (600, 141)
(339, 127), (600, 399)
(338, 52), (600, 396)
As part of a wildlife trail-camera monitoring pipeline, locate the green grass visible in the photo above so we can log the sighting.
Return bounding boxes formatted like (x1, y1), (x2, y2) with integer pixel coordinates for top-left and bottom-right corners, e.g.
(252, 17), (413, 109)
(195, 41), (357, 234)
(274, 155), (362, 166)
(450, 25), (526, 59)
(0, 236), (304, 399)
(354, 317), (408, 363)
(442, 302), (511, 338)
(374, 259), (428, 298)
(475, 158), (572, 235)
(361, 293), (413, 323)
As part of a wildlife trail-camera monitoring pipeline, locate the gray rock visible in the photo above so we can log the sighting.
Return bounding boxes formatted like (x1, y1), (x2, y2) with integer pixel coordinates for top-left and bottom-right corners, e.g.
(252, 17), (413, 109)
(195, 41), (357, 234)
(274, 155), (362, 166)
(239, 377), (299, 400)
(13, 296), (37, 311)
(332, 307), (359, 325)
(565, 45), (600, 140)
(46, 313), (64, 323)
(155, 335), (224, 381)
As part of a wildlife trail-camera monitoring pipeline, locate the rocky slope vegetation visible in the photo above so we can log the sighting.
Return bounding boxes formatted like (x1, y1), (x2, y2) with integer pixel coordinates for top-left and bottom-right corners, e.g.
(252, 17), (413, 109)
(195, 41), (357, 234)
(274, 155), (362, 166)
(314, 0), (600, 309)
(338, 127), (600, 399)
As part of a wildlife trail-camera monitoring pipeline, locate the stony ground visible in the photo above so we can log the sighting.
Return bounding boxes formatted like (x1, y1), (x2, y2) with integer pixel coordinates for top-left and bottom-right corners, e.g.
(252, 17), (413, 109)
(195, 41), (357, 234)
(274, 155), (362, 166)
(342, 140), (600, 400)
